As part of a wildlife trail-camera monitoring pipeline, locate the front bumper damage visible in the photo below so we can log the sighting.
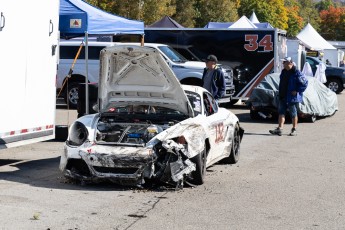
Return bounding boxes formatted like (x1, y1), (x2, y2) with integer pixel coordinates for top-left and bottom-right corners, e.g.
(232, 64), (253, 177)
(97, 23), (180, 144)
(62, 139), (196, 187)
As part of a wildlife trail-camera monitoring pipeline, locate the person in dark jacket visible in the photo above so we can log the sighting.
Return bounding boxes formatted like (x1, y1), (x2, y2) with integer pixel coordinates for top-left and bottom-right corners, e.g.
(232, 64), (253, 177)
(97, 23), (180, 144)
(202, 55), (226, 102)
(269, 57), (308, 136)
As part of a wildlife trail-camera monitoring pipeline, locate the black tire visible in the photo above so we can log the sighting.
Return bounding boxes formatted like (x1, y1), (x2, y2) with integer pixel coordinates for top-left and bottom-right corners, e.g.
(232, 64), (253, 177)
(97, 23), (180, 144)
(229, 99), (239, 106)
(55, 125), (69, 141)
(64, 82), (79, 109)
(250, 108), (260, 120)
(309, 115), (317, 123)
(188, 145), (207, 185)
(326, 78), (343, 94)
(222, 124), (241, 164)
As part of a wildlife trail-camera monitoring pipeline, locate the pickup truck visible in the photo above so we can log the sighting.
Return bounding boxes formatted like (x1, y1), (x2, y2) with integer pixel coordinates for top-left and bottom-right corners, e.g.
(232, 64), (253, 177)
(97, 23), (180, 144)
(306, 56), (345, 94)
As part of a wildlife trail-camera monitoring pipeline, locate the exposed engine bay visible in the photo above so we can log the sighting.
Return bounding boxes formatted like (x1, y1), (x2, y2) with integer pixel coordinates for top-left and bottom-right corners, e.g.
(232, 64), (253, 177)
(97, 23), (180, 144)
(95, 116), (173, 145)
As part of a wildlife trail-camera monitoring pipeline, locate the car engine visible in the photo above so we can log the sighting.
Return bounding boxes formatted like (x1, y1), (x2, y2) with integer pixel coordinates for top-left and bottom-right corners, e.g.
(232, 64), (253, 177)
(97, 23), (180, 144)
(95, 117), (165, 145)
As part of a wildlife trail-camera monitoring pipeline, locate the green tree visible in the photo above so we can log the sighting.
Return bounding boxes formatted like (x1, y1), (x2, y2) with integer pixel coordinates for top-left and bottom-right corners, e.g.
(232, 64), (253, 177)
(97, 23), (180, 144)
(86, 0), (116, 13)
(111, 0), (142, 20)
(173, 0), (196, 27)
(238, 0), (288, 30)
(86, 0), (142, 20)
(339, 12), (345, 40)
(286, 5), (303, 37)
(142, 0), (175, 25)
(298, 0), (320, 30)
(284, 0), (300, 7)
(315, 0), (334, 11)
(194, 0), (238, 28)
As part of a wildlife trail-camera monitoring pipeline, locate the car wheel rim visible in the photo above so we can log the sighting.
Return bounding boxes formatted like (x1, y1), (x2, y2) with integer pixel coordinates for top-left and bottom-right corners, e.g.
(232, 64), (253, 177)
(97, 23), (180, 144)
(329, 82), (338, 92)
(69, 87), (79, 105)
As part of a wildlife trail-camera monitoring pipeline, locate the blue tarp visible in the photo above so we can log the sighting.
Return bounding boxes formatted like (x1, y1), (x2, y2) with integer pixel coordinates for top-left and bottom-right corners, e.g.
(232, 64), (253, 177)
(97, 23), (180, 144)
(59, 0), (144, 37)
(204, 22), (273, 29)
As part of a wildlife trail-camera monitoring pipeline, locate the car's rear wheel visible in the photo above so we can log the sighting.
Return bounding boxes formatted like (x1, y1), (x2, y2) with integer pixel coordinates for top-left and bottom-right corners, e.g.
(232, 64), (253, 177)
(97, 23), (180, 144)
(222, 123), (241, 164)
(188, 145), (207, 185)
(326, 78), (343, 94)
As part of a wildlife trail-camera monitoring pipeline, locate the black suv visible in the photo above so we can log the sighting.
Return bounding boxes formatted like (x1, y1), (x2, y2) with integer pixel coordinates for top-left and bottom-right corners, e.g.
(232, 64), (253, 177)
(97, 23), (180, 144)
(306, 56), (345, 94)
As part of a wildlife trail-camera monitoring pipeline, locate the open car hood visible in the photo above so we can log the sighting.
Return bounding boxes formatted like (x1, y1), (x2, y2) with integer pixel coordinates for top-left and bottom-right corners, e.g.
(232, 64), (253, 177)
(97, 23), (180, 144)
(98, 45), (194, 117)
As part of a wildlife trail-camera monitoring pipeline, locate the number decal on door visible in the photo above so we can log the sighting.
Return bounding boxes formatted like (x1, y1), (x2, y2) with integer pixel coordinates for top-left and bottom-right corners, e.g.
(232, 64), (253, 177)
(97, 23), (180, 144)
(244, 34), (273, 52)
(215, 123), (225, 143)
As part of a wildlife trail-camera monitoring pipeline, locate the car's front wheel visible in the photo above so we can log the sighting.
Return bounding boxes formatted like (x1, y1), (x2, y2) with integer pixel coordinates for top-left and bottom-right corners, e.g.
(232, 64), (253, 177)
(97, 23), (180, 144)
(188, 145), (207, 185)
(326, 78), (343, 94)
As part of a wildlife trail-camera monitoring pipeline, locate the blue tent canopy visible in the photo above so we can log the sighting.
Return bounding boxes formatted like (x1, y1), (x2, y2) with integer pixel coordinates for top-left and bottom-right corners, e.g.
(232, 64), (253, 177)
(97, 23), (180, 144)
(59, 0), (144, 38)
(204, 22), (273, 29)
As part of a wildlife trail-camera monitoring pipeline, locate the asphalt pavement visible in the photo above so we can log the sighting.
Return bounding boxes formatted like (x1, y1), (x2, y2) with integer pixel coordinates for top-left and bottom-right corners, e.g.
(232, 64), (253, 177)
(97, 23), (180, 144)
(0, 94), (344, 229)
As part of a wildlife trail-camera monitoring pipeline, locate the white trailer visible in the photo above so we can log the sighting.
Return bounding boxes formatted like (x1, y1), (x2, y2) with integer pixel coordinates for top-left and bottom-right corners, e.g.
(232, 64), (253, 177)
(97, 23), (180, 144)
(0, 0), (59, 148)
(286, 39), (306, 70)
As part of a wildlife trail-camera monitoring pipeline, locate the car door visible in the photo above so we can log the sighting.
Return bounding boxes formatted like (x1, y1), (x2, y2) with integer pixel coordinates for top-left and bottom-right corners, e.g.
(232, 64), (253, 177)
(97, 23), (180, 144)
(202, 92), (228, 165)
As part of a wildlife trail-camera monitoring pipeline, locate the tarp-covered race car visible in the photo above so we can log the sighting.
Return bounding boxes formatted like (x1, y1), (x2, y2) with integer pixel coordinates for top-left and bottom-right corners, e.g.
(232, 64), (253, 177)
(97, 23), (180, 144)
(247, 73), (338, 122)
(59, 45), (244, 188)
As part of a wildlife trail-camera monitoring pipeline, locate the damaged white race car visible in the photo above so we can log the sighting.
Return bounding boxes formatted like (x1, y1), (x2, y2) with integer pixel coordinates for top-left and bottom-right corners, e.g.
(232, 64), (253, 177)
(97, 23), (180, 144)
(59, 45), (244, 187)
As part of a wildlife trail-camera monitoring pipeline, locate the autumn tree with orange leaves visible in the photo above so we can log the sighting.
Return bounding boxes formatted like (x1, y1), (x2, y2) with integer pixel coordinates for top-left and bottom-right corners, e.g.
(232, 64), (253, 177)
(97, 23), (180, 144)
(319, 6), (345, 40)
(285, 5), (304, 37)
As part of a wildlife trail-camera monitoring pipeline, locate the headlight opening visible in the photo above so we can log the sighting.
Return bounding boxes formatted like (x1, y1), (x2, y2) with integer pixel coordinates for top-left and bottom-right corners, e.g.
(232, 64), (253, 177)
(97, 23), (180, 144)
(67, 121), (89, 146)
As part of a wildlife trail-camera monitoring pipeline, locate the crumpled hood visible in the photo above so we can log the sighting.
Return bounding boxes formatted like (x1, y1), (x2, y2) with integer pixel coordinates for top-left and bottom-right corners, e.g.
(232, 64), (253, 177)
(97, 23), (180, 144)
(98, 45), (194, 117)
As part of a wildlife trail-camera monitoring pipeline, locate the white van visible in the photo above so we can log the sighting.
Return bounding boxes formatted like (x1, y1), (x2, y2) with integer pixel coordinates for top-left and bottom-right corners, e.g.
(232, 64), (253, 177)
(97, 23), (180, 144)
(58, 41), (234, 107)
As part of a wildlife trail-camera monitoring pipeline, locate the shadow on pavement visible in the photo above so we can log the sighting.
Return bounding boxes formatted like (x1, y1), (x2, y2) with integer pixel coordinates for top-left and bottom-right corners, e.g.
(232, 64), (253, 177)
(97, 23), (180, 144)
(0, 156), (133, 192)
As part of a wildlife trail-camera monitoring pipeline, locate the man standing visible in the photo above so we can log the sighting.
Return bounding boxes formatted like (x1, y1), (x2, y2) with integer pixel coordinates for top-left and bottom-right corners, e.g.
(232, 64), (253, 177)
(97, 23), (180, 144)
(202, 55), (226, 102)
(269, 57), (308, 136)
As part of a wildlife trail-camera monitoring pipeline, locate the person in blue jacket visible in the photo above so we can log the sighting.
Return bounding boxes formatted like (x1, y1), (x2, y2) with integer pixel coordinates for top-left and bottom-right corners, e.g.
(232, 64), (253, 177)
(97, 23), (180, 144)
(202, 55), (226, 102)
(269, 57), (308, 136)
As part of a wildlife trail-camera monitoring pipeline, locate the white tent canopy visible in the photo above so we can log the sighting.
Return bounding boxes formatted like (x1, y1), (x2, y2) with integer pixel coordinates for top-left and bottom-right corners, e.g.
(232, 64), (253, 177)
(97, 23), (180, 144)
(249, 12), (260, 23)
(229, 16), (257, 28)
(297, 23), (336, 50)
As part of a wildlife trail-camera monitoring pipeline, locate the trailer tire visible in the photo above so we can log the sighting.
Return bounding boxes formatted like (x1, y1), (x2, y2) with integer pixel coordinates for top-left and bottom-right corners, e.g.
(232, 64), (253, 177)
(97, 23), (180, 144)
(55, 125), (68, 141)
